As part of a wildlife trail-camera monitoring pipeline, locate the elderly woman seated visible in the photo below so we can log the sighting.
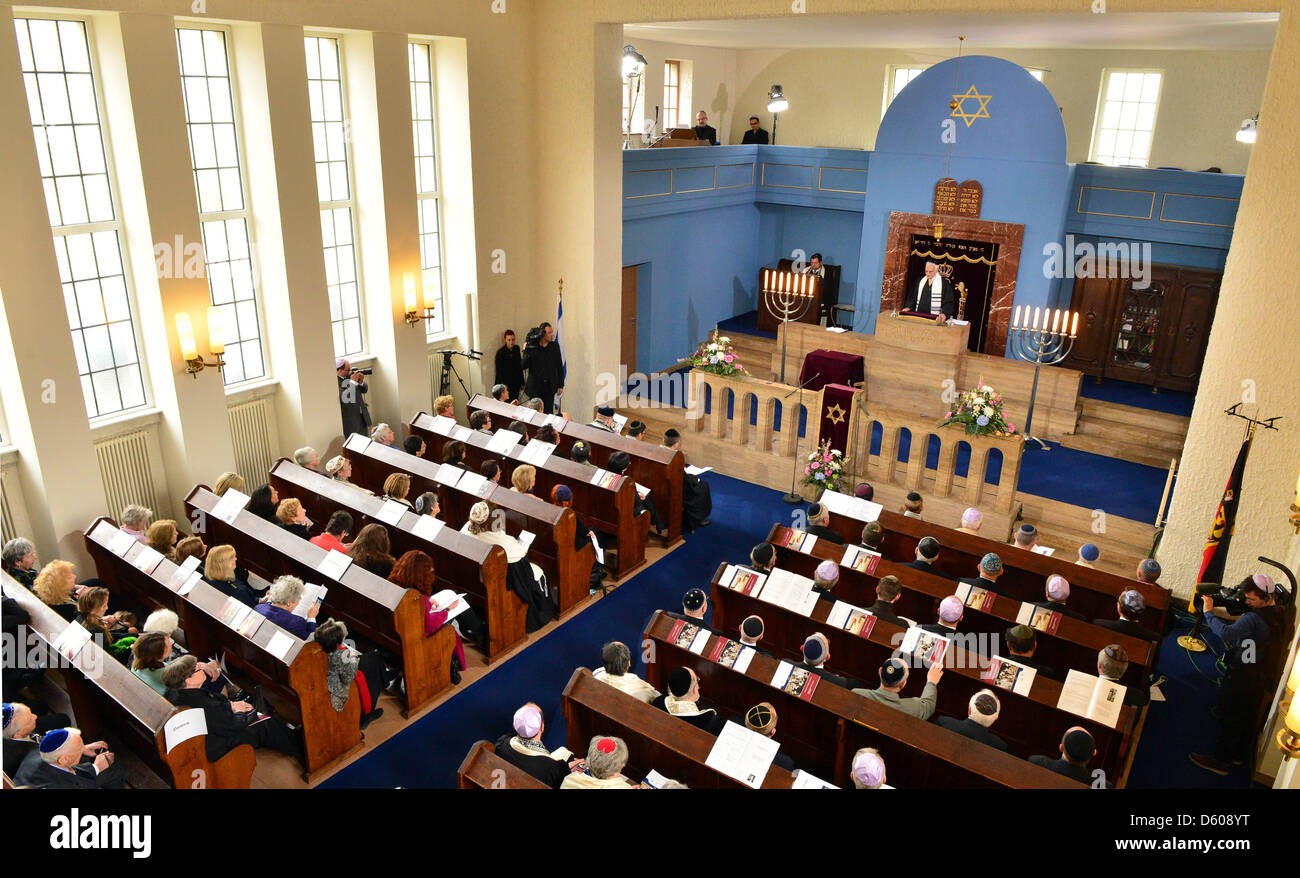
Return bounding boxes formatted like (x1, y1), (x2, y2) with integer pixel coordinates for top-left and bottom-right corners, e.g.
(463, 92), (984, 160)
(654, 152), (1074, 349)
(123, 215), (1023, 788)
(2, 538), (39, 588)
(560, 735), (637, 789)
(33, 560), (82, 622)
(413, 491), (440, 519)
(325, 455), (373, 494)
(162, 655), (302, 762)
(119, 504), (152, 543)
(252, 575), (319, 640)
(460, 501), (555, 632)
(316, 619), (388, 729)
(276, 498), (312, 540)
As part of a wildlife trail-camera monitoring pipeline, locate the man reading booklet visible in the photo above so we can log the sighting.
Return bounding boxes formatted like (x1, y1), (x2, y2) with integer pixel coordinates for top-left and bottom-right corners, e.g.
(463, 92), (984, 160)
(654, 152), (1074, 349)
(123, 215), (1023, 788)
(652, 667), (726, 734)
(494, 703), (583, 788)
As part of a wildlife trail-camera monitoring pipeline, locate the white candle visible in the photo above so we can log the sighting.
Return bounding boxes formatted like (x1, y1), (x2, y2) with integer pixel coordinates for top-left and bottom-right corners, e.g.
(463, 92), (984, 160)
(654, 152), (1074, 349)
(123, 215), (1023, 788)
(1071, 311), (1079, 337)
(1032, 307), (1041, 330)
(1051, 309), (1061, 333)
(1013, 305), (1021, 329)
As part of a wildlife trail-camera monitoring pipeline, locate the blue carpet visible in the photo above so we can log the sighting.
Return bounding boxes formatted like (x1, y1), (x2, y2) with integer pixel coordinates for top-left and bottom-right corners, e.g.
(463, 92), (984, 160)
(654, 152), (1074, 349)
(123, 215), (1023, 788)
(1079, 377), (1194, 417)
(717, 309), (775, 340)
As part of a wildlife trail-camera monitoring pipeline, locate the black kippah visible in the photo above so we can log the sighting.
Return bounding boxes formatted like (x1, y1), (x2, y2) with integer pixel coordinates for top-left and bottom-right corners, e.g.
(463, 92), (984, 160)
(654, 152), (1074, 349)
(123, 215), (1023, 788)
(751, 543), (774, 565)
(682, 588), (706, 611)
(668, 667), (692, 697)
(741, 616), (764, 638)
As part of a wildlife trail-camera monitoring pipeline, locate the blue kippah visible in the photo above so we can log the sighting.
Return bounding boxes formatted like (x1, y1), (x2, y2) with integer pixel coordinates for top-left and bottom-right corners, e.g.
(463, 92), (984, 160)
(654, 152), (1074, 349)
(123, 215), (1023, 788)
(981, 552), (1003, 574)
(1018, 523), (1037, 536)
(39, 728), (70, 754)
(802, 635), (826, 663)
(1079, 543), (1100, 561)
(2, 703), (12, 731)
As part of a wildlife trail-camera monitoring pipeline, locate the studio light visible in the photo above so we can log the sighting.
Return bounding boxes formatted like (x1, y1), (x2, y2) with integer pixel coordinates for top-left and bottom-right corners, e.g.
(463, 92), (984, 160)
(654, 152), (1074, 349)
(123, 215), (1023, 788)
(767, 84), (788, 145)
(1236, 114), (1258, 144)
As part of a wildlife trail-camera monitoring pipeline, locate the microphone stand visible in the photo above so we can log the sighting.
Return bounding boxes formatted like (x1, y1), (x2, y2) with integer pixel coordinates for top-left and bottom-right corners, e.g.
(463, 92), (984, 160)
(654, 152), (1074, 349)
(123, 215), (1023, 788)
(783, 371), (820, 504)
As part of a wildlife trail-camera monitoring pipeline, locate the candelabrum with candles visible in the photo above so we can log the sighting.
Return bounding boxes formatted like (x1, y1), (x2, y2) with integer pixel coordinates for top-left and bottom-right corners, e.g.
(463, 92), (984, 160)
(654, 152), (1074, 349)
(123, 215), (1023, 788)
(1009, 305), (1079, 450)
(762, 268), (817, 383)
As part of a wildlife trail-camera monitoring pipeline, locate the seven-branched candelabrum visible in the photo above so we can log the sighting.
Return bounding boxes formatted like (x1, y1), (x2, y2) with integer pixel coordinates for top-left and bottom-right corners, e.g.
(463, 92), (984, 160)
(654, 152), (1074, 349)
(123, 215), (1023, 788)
(1008, 306), (1079, 450)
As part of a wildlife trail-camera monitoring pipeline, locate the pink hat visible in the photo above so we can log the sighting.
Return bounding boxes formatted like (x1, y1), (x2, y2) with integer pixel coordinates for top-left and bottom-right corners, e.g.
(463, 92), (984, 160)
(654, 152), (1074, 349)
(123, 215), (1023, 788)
(513, 705), (542, 738)
(852, 750), (886, 787)
(961, 507), (982, 525)
(939, 596), (964, 623)
(1252, 574), (1276, 594)
(815, 560), (840, 582)
(1046, 574), (1070, 601)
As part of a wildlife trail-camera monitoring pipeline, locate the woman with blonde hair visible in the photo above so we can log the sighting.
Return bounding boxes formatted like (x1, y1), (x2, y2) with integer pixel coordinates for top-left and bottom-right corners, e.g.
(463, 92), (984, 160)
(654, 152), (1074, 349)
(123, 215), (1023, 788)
(433, 395), (456, 418)
(213, 472), (245, 497)
(203, 545), (258, 607)
(33, 560), (80, 621)
(461, 501), (554, 632)
(348, 523), (396, 578)
(276, 498), (311, 540)
(382, 473), (413, 507)
(511, 464), (536, 495)
(145, 519), (181, 562)
(75, 586), (134, 664)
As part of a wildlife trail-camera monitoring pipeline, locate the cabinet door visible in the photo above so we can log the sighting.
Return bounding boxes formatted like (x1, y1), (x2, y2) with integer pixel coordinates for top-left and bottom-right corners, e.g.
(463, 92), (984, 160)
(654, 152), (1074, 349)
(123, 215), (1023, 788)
(1063, 276), (1117, 375)
(1104, 271), (1175, 385)
(1160, 271), (1220, 390)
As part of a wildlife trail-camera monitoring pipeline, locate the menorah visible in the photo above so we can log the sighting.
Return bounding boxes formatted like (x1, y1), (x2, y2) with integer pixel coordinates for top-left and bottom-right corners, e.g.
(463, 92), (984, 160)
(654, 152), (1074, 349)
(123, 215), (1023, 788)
(762, 268), (817, 383)
(1009, 305), (1079, 450)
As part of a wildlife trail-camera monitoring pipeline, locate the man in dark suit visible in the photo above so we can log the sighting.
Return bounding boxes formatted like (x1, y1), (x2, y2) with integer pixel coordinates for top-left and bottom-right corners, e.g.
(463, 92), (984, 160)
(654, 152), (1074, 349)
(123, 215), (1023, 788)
(652, 667), (726, 734)
(1092, 590), (1162, 649)
(1035, 574), (1088, 621)
(522, 322), (565, 414)
(1098, 644), (1149, 707)
(936, 690), (1007, 751)
(921, 595), (964, 637)
(747, 542), (776, 573)
(859, 520), (886, 556)
(805, 503), (844, 544)
(494, 329), (524, 401)
(811, 560), (841, 604)
(740, 115), (769, 144)
(1003, 624), (1059, 680)
(907, 536), (947, 578)
(796, 634), (861, 690)
(663, 587), (710, 627)
(958, 552), (1007, 596)
(493, 702), (579, 788)
(744, 703), (795, 771)
(866, 575), (908, 627)
(3, 701), (73, 778)
(337, 357), (371, 439)
(693, 110), (718, 145)
(908, 261), (956, 320)
(737, 615), (774, 658)
(162, 655), (302, 763)
(1030, 727), (1097, 785)
(13, 727), (126, 789)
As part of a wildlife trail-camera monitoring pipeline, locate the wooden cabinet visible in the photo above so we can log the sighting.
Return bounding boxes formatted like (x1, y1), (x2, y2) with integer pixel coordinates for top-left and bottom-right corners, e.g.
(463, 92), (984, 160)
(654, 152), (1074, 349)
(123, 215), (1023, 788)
(1062, 264), (1220, 393)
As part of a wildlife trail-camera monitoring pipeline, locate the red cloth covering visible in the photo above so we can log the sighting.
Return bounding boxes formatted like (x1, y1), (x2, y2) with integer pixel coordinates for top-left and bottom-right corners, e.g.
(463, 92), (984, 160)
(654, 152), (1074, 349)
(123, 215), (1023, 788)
(818, 383), (857, 454)
(799, 349), (864, 392)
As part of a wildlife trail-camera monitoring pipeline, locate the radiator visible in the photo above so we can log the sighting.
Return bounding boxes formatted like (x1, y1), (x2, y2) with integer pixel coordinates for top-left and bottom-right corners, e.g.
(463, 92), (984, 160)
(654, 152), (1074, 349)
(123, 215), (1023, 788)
(228, 395), (277, 487)
(0, 467), (17, 545)
(94, 429), (159, 521)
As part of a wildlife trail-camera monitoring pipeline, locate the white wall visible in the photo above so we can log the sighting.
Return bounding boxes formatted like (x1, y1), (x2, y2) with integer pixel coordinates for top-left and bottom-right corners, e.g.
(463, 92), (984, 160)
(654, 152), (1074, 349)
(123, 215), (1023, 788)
(621, 37), (737, 145)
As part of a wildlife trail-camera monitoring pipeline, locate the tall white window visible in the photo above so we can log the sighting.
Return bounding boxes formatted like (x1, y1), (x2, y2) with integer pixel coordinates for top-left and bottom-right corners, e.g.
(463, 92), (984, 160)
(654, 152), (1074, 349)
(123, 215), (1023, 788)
(15, 17), (149, 419)
(408, 42), (446, 338)
(884, 65), (927, 112)
(1090, 70), (1162, 167)
(305, 35), (365, 358)
(663, 60), (680, 129)
(176, 26), (265, 385)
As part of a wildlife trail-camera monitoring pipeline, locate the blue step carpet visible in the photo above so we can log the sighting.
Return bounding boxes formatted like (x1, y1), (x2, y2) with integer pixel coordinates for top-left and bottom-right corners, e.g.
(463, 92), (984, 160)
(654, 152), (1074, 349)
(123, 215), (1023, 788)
(319, 472), (1231, 789)
(1078, 376), (1195, 417)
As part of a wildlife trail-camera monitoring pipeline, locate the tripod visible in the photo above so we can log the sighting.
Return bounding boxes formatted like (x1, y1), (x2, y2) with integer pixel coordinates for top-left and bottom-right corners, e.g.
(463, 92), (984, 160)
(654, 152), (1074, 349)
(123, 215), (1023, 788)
(438, 350), (474, 399)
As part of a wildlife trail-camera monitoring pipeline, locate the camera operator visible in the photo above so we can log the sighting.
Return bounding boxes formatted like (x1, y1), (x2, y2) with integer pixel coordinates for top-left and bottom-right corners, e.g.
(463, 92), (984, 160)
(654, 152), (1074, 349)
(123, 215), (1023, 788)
(494, 329), (524, 402)
(337, 357), (372, 440)
(522, 322), (564, 414)
(1189, 574), (1286, 776)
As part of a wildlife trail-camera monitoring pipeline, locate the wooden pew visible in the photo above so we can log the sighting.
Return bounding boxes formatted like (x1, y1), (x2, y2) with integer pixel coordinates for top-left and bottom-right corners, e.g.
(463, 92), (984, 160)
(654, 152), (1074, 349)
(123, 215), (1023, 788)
(707, 572), (1136, 784)
(642, 611), (1085, 788)
(2, 572), (256, 789)
(408, 412), (650, 578)
(467, 393), (686, 545)
(457, 740), (550, 789)
(83, 518), (362, 781)
(268, 459), (520, 660)
(185, 486), (455, 715)
(562, 668), (799, 788)
(767, 523), (1155, 689)
(340, 437), (595, 615)
(829, 507), (1170, 633)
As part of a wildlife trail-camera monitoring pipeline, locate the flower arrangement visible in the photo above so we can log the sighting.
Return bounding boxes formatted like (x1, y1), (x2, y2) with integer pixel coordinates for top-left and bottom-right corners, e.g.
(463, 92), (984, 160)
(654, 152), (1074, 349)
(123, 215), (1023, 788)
(940, 380), (1017, 437)
(680, 330), (747, 377)
(802, 440), (849, 493)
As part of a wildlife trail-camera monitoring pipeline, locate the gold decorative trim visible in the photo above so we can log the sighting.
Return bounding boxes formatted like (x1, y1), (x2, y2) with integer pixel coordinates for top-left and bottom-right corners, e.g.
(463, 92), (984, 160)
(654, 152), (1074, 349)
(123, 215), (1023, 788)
(624, 168), (672, 200)
(1075, 185), (1156, 220)
(761, 162), (814, 190)
(1157, 192), (1238, 228)
(910, 248), (998, 266)
(817, 166), (869, 194)
(716, 162), (756, 190)
(672, 165), (718, 194)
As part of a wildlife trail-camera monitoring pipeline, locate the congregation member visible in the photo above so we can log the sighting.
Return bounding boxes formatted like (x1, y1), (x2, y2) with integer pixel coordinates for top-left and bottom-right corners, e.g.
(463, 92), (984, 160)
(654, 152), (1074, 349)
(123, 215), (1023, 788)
(570, 440), (594, 466)
(851, 748), (890, 789)
(469, 410), (493, 433)
(494, 702), (581, 787)
(737, 615), (772, 657)
(413, 492), (441, 519)
(936, 690), (1007, 751)
(2, 537), (38, 588)
(1076, 543), (1101, 569)
(522, 322), (565, 414)
(370, 423), (397, 447)
(852, 657), (944, 720)
(3, 702), (71, 777)
(747, 542), (776, 573)
(921, 595), (963, 638)
(494, 329), (524, 402)
(561, 735), (636, 789)
(311, 511), (354, 554)
(481, 459), (503, 485)
(866, 575), (908, 627)
(434, 395), (456, 418)
(74, 586), (135, 664)
(587, 405), (618, 433)
(1092, 590), (1161, 648)
(120, 504), (152, 543)
(462, 501), (555, 631)
(293, 446), (320, 471)
(507, 419), (529, 437)
(859, 521), (885, 554)
(1036, 574), (1086, 621)
(1097, 644), (1149, 707)
(804, 502), (844, 544)
(34, 560), (81, 621)
(902, 492), (924, 518)
(956, 507), (983, 535)
(1003, 625), (1059, 680)
(550, 485), (611, 593)
(442, 440), (466, 467)
(317, 619), (387, 729)
(175, 536), (207, 565)
(276, 498), (312, 539)
(692, 110), (718, 145)
(247, 484), (279, 522)
(665, 587), (709, 625)
(536, 424), (559, 445)
(1011, 523), (1039, 550)
(593, 641), (660, 702)
(403, 435), (427, 458)
(744, 703), (796, 772)
(162, 655), (303, 763)
(213, 472), (245, 497)
(146, 519), (181, 562)
(1136, 558), (1162, 585)
(627, 420), (647, 440)
(741, 114), (769, 144)
(203, 545), (260, 608)
(131, 632), (182, 695)
(13, 727), (125, 789)
(663, 429), (712, 530)
(1030, 727), (1097, 784)
(491, 383), (510, 403)
(811, 560), (840, 603)
(907, 536), (946, 578)
(607, 450), (667, 538)
(511, 464), (536, 495)
(958, 552), (1006, 596)
(389, 550), (471, 679)
(798, 633), (860, 689)
(382, 472), (414, 507)
(652, 667), (726, 734)
(325, 456), (371, 494)
(337, 358), (372, 440)
(253, 575), (320, 640)
(349, 524), (397, 579)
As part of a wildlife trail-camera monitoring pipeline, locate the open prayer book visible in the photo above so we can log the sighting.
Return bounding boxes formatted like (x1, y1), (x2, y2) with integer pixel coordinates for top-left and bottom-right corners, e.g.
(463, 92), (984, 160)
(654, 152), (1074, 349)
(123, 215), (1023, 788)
(980, 656), (1037, 695)
(1056, 670), (1126, 729)
(293, 583), (328, 618)
(818, 489), (883, 523)
(430, 589), (471, 621)
(900, 625), (948, 667)
(826, 600), (877, 638)
(718, 564), (767, 597)
(955, 580), (998, 613)
(760, 568), (820, 616)
(705, 721), (779, 789)
(841, 544), (881, 575)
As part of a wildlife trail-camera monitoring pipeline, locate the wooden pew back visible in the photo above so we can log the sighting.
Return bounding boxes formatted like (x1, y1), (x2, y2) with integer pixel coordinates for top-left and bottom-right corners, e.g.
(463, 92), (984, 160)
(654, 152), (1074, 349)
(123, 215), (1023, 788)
(456, 741), (550, 789)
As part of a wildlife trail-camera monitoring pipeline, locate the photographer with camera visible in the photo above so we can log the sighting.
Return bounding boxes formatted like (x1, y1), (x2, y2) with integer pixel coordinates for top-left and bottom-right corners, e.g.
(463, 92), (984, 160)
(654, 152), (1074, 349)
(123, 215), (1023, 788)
(1189, 573), (1286, 776)
(337, 357), (372, 440)
(522, 322), (564, 414)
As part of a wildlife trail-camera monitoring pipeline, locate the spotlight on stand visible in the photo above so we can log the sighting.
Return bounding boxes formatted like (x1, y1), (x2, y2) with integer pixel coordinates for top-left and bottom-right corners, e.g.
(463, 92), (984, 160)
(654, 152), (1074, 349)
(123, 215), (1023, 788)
(1236, 114), (1258, 144)
(767, 84), (788, 145)
(622, 45), (648, 150)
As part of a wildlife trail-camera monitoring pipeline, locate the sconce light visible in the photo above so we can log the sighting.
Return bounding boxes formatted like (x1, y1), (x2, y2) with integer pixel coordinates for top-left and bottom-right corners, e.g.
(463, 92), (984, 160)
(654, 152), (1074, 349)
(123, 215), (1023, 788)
(404, 270), (438, 326)
(1279, 654), (1300, 758)
(933, 221), (945, 243)
(175, 307), (226, 378)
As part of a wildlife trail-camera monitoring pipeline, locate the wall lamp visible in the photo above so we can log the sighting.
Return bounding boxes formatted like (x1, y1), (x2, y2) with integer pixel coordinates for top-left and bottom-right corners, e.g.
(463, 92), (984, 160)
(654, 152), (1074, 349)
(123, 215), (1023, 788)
(1279, 650), (1300, 759)
(175, 307), (225, 379)
(404, 270), (438, 326)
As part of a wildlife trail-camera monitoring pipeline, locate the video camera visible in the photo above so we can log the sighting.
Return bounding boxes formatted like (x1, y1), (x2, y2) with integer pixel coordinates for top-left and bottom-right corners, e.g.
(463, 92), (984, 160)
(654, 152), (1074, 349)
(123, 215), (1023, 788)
(1195, 556), (1295, 615)
(524, 326), (544, 348)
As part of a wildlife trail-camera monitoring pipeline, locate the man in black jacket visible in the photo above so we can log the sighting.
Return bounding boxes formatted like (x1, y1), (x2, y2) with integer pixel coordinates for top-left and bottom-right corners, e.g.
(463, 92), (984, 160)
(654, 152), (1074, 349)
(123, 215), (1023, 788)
(1030, 727), (1096, 785)
(652, 667), (726, 734)
(805, 503), (844, 545)
(908, 261), (956, 320)
(744, 702), (795, 772)
(522, 323), (564, 414)
(740, 115), (769, 144)
(1003, 624), (1059, 680)
(797, 633), (860, 690)
(663, 429), (712, 530)
(336, 357), (371, 439)
(494, 329), (524, 401)
(13, 727), (125, 789)
(162, 656), (301, 762)
(492, 702), (580, 788)
(866, 575), (908, 627)
(1035, 574), (1088, 621)
(693, 110), (718, 145)
(958, 552), (1007, 596)
(936, 690), (1007, 751)
(907, 537), (948, 578)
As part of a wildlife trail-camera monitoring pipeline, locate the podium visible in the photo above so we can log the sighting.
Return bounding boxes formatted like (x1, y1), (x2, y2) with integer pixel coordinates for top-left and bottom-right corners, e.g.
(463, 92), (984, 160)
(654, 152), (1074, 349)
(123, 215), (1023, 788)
(650, 128), (707, 148)
(874, 314), (970, 356)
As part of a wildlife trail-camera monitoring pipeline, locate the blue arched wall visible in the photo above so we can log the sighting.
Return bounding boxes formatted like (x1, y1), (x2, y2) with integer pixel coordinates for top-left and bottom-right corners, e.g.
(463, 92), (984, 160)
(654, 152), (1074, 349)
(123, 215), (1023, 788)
(857, 55), (1071, 334)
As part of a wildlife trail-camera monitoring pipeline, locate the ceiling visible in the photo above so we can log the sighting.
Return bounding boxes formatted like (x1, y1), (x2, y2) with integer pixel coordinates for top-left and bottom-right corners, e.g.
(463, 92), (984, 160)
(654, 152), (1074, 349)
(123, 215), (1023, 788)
(624, 12), (1279, 51)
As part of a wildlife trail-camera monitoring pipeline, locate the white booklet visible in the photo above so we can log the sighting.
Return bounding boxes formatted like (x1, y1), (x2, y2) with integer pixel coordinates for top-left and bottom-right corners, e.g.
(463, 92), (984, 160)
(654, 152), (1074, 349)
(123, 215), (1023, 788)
(178, 570), (203, 596)
(132, 545), (166, 575)
(293, 583), (328, 618)
(588, 531), (605, 566)
(1031, 545), (1056, 557)
(762, 568), (818, 616)
(429, 415), (455, 436)
(412, 515), (445, 542)
(163, 708), (209, 754)
(635, 482), (651, 499)
(434, 463), (464, 487)
(451, 425), (473, 442)
(457, 471), (490, 497)
(704, 720), (779, 790)
(52, 622), (92, 661)
(343, 433), (371, 453)
(167, 554), (203, 590)
(611, 413), (628, 433)
(486, 429), (522, 454)
(1057, 670), (1126, 729)
(266, 630), (296, 661)
(108, 529), (137, 557)
(686, 626), (710, 655)
(522, 440), (555, 466)
(317, 549), (353, 581)
(211, 488), (251, 524)
(518, 530), (536, 550)
(376, 499), (408, 526)
(684, 465), (712, 476)
(731, 645), (757, 674)
(430, 589), (471, 621)
(790, 769), (838, 789)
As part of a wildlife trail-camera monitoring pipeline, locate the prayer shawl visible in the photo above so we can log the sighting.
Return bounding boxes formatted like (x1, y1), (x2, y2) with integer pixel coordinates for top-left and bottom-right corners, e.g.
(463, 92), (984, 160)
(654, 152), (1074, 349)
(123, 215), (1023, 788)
(560, 771), (636, 789)
(593, 668), (660, 703)
(461, 524), (555, 630)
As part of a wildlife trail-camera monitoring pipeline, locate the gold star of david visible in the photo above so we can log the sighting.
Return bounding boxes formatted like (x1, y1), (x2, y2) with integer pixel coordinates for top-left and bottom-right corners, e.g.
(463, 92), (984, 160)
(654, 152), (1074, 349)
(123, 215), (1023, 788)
(826, 403), (846, 426)
(950, 85), (991, 128)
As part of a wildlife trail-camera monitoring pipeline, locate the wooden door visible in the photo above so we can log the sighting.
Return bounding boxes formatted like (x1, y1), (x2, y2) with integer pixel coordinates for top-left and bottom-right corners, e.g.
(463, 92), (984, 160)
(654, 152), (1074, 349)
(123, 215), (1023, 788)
(1064, 275), (1119, 376)
(621, 265), (638, 373)
(1158, 270), (1220, 391)
(1103, 265), (1178, 386)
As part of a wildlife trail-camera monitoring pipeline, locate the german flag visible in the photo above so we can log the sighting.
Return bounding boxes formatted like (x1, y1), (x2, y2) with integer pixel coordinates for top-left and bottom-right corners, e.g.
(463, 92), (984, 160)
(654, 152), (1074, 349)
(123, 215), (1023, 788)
(1189, 434), (1252, 610)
